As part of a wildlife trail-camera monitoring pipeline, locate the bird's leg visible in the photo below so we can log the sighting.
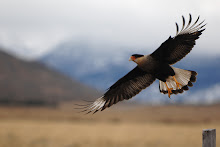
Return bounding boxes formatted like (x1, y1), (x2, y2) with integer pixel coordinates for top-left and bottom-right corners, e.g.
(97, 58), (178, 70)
(172, 76), (182, 89)
(165, 82), (172, 98)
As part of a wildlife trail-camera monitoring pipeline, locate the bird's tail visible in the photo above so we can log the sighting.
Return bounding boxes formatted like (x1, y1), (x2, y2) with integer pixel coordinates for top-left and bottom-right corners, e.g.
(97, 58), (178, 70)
(159, 67), (197, 96)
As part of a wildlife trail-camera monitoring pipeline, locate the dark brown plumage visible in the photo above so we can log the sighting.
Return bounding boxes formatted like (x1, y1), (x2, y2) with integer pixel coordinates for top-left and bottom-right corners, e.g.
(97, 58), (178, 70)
(101, 67), (155, 111)
(151, 15), (206, 64)
(76, 14), (206, 114)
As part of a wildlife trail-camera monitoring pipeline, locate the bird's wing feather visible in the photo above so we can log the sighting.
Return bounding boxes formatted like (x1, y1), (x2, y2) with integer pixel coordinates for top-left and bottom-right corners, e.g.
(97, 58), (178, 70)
(77, 66), (155, 114)
(151, 14), (206, 64)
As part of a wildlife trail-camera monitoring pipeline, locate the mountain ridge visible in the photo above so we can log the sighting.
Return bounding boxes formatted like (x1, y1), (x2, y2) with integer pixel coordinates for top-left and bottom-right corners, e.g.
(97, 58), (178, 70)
(0, 48), (100, 106)
(39, 42), (220, 104)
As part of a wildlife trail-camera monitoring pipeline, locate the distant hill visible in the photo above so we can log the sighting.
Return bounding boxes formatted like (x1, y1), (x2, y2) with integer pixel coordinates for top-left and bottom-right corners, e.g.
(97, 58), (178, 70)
(0, 49), (99, 106)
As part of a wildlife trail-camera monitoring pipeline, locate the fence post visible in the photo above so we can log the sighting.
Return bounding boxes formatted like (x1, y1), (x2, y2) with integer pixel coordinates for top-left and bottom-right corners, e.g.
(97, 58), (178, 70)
(203, 129), (216, 147)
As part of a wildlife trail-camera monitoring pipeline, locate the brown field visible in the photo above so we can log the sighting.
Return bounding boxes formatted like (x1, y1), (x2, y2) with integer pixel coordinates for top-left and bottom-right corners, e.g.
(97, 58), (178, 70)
(0, 102), (220, 147)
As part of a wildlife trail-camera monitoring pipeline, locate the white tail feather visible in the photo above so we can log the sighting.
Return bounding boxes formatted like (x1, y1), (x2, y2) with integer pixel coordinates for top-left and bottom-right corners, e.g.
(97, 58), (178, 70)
(159, 67), (197, 95)
(173, 67), (191, 86)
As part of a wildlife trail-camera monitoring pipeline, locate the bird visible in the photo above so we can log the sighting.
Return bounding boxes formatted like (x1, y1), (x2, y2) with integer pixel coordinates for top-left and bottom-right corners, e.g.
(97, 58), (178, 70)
(76, 14), (206, 114)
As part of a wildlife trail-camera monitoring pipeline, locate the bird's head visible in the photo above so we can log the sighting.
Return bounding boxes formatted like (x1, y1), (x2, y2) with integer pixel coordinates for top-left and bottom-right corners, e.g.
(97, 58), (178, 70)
(129, 54), (144, 63)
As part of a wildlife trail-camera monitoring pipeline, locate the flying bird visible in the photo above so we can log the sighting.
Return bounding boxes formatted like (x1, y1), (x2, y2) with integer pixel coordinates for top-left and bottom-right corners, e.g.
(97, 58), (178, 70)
(77, 14), (206, 114)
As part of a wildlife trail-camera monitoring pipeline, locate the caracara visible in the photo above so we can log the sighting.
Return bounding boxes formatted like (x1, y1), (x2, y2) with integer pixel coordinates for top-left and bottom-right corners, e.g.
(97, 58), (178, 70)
(77, 14), (206, 113)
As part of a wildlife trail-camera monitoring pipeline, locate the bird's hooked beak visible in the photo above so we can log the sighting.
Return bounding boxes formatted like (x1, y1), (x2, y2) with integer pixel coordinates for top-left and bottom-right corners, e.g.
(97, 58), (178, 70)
(129, 56), (136, 61)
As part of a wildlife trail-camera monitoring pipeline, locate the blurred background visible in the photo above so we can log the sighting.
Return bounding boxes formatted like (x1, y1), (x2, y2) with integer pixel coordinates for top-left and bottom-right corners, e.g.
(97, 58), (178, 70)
(0, 0), (219, 147)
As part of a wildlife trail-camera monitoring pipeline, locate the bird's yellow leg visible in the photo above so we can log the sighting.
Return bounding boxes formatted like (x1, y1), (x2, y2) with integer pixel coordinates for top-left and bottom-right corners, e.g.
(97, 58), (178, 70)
(165, 82), (172, 98)
(172, 76), (182, 89)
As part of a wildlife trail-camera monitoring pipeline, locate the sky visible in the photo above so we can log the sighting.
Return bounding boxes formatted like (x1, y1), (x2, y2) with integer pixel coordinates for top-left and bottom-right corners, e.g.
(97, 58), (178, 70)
(0, 0), (219, 60)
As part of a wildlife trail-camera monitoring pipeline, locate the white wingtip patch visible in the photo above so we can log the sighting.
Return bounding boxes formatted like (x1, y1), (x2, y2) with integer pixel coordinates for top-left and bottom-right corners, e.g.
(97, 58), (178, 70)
(175, 15), (206, 37)
(80, 97), (106, 114)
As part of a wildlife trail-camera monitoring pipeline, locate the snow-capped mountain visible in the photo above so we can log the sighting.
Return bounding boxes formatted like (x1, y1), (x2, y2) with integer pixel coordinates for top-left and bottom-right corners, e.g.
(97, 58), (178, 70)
(40, 41), (220, 104)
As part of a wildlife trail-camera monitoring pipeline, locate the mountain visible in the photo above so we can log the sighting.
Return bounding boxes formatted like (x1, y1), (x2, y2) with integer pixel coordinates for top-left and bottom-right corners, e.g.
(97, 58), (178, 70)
(0, 49), (99, 106)
(40, 41), (134, 89)
(40, 41), (220, 104)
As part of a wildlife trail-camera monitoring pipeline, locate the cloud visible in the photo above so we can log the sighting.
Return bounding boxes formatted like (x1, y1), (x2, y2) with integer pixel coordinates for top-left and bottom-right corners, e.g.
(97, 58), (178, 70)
(0, 0), (219, 59)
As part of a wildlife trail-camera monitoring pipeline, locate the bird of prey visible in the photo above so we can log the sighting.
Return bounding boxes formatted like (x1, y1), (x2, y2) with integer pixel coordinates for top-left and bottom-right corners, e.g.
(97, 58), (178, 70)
(77, 14), (206, 114)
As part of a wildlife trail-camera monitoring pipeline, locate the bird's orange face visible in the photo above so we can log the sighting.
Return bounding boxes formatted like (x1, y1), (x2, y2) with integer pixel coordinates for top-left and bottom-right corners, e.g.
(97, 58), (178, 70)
(129, 54), (145, 64)
(129, 56), (136, 61)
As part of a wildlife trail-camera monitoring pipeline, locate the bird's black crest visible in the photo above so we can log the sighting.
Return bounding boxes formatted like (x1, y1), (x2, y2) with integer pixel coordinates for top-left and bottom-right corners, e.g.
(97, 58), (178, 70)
(132, 54), (144, 58)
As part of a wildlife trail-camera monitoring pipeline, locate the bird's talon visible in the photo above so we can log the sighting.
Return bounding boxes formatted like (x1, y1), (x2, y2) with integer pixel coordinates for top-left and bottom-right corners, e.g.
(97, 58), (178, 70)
(173, 76), (182, 89)
(176, 82), (181, 89)
(165, 82), (172, 98)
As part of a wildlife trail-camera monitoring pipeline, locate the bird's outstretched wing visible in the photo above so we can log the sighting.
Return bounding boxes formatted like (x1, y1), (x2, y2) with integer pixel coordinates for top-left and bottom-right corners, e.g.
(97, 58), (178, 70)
(76, 66), (155, 114)
(151, 14), (206, 64)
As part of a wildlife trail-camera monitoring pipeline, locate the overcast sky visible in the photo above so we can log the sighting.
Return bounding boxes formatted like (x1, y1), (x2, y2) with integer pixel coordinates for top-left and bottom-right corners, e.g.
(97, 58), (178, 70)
(0, 0), (219, 59)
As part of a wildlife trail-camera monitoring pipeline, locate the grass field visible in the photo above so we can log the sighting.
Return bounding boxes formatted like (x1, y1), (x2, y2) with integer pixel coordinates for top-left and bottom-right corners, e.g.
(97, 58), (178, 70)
(0, 103), (220, 147)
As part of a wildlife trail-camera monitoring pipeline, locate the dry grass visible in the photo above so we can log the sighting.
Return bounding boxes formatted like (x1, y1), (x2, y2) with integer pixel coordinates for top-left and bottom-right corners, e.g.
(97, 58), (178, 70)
(0, 103), (220, 147)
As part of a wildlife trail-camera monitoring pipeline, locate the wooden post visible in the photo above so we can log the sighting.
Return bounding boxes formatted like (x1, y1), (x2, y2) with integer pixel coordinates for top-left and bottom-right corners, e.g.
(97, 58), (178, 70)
(203, 129), (216, 147)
